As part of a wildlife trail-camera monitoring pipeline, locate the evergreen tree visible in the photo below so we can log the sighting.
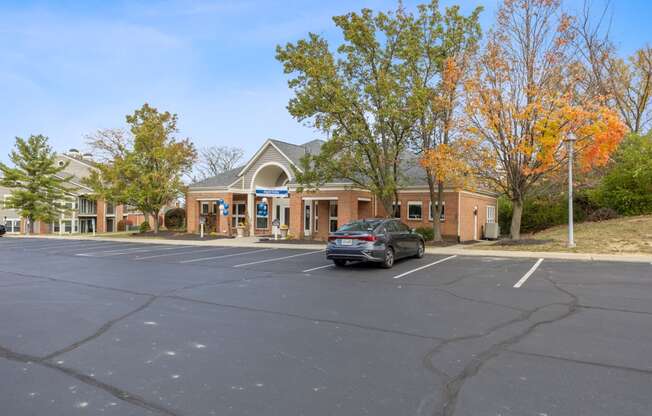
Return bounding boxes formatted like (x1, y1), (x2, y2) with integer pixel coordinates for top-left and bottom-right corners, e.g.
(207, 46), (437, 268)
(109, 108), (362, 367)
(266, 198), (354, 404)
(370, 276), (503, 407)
(0, 135), (74, 234)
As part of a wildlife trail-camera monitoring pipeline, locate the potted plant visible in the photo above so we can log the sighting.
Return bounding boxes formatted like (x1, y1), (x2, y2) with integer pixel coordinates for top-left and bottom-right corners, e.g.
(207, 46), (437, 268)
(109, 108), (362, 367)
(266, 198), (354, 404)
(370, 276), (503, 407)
(280, 224), (289, 239)
(236, 222), (246, 238)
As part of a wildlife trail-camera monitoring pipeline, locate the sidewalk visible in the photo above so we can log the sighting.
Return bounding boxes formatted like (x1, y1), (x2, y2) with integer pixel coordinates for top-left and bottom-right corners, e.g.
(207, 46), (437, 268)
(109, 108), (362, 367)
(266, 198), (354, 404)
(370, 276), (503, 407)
(5, 234), (652, 263)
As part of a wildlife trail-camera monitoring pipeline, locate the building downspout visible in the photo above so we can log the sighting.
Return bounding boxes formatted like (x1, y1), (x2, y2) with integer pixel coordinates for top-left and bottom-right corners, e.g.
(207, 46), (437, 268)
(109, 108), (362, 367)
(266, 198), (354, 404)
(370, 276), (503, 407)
(456, 192), (461, 243)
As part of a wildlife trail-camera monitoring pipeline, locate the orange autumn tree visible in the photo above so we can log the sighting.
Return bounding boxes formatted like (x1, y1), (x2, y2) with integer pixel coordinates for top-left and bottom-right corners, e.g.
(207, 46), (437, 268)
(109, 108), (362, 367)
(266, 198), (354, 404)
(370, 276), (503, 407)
(465, 0), (626, 240)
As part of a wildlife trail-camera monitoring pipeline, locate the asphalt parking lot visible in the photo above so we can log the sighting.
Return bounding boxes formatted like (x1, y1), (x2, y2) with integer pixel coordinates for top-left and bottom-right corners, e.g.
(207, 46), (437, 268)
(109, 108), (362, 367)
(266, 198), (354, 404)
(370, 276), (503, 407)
(1, 237), (651, 416)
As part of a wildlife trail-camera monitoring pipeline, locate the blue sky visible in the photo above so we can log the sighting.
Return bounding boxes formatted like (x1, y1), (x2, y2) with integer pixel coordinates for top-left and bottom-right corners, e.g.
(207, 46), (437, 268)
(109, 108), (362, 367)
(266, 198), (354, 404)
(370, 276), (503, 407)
(1, 0), (649, 165)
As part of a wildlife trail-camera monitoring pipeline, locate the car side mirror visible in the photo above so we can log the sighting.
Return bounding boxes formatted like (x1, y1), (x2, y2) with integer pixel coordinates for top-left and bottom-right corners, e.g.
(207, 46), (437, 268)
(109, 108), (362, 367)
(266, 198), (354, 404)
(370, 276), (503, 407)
(410, 228), (415, 234)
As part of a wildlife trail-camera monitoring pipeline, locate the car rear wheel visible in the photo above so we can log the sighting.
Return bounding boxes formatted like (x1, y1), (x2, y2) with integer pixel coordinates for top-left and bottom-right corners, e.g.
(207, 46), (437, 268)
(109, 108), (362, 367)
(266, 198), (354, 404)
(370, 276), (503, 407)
(381, 247), (395, 269)
(415, 241), (425, 258)
(333, 259), (347, 267)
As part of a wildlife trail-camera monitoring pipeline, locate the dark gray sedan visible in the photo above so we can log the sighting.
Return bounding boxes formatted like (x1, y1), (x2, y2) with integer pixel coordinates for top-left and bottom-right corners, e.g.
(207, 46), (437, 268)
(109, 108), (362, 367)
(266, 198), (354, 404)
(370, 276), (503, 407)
(326, 219), (425, 268)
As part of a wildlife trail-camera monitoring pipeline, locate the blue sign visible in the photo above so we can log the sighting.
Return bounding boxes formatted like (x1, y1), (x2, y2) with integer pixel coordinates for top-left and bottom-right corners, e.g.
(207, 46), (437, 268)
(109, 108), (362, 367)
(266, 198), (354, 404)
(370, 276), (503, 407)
(255, 187), (289, 198)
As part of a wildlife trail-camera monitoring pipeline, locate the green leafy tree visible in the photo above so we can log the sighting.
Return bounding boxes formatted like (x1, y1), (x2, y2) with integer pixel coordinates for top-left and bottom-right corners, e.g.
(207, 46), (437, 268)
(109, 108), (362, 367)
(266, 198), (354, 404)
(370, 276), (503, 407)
(407, 3), (482, 241)
(592, 133), (652, 215)
(0, 135), (74, 234)
(84, 104), (197, 233)
(277, 4), (423, 214)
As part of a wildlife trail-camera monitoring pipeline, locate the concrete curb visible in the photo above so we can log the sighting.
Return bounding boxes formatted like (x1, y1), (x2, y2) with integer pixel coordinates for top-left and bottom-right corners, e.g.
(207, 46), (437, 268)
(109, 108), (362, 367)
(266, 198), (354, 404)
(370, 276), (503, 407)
(5, 235), (652, 263)
(424, 245), (652, 263)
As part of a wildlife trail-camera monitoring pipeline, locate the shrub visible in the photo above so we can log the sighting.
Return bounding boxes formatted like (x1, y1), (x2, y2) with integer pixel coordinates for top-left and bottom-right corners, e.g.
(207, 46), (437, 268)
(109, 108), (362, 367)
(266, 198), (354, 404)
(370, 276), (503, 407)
(139, 221), (150, 233)
(117, 219), (132, 232)
(498, 190), (599, 235)
(415, 226), (434, 241)
(164, 208), (186, 230)
(586, 207), (619, 222)
(592, 133), (652, 216)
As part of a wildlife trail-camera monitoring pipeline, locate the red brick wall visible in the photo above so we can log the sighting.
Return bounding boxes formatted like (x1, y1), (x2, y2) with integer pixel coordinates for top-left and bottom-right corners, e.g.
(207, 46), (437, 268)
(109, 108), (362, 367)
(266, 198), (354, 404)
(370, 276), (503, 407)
(186, 191), (234, 235)
(458, 191), (497, 241)
(96, 198), (106, 233)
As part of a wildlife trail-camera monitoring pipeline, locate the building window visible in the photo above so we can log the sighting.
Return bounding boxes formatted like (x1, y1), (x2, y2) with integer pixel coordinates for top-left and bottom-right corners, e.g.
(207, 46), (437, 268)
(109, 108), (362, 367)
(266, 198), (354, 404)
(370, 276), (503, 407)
(329, 201), (338, 232)
(391, 202), (401, 218)
(256, 203), (269, 229)
(407, 201), (422, 220)
(78, 197), (97, 215)
(4, 219), (20, 233)
(201, 202), (210, 215)
(232, 203), (246, 228)
(429, 201), (445, 222)
(314, 203), (319, 232)
(487, 206), (496, 224)
(304, 203), (311, 232)
(106, 201), (115, 216)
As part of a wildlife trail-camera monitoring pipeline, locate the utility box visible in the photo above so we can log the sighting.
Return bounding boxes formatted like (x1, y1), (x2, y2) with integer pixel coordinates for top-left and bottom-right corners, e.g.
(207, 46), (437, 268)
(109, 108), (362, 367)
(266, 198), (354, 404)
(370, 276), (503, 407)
(485, 223), (500, 240)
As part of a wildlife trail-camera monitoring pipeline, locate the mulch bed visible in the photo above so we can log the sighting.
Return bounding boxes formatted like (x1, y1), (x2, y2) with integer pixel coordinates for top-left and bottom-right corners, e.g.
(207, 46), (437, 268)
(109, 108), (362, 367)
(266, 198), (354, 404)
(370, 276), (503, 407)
(130, 231), (234, 241)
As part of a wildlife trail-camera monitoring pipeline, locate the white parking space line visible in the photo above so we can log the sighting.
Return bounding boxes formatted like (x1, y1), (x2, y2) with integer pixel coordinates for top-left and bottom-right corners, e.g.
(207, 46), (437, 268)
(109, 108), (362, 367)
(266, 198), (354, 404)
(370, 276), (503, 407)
(392, 255), (457, 279)
(233, 250), (325, 268)
(76, 245), (186, 257)
(513, 258), (544, 288)
(302, 264), (334, 273)
(135, 247), (230, 260)
(2, 240), (104, 250)
(179, 248), (275, 264)
(27, 241), (126, 251)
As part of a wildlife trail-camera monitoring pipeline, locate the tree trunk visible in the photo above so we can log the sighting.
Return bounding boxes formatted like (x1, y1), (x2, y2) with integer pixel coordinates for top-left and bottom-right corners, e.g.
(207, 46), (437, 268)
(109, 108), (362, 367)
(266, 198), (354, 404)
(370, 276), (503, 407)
(381, 197), (394, 219)
(434, 181), (444, 242)
(426, 174), (441, 242)
(152, 212), (160, 234)
(510, 198), (523, 240)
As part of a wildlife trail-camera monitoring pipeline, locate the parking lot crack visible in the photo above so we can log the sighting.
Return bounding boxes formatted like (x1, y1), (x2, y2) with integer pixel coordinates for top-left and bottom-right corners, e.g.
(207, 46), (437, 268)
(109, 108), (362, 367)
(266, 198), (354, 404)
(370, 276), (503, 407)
(0, 268), (154, 297)
(0, 344), (181, 416)
(430, 273), (580, 416)
(42, 296), (157, 361)
(506, 349), (652, 376)
(164, 294), (445, 341)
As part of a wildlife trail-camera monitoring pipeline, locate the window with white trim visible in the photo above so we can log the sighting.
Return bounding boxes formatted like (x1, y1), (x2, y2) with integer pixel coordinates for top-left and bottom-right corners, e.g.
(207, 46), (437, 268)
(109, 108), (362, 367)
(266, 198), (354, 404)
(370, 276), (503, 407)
(256, 203), (268, 229)
(486, 205), (496, 224)
(429, 201), (445, 222)
(231, 203), (246, 228)
(201, 202), (210, 215)
(4, 219), (20, 233)
(407, 201), (422, 220)
(329, 201), (338, 232)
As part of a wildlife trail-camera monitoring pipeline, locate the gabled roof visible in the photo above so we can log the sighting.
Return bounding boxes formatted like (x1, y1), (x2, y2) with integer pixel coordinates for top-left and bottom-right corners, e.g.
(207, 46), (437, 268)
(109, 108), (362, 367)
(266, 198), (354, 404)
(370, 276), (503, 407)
(190, 139), (324, 190)
(190, 166), (242, 188)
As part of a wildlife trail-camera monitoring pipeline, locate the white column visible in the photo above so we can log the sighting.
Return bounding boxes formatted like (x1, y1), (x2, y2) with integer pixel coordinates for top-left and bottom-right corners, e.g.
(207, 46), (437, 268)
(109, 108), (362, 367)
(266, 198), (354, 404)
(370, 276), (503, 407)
(247, 192), (255, 236)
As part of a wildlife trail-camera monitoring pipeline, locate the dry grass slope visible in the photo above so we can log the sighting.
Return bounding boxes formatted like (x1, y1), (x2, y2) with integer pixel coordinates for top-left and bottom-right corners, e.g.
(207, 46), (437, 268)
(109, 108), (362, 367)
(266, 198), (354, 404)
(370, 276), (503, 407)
(480, 215), (652, 254)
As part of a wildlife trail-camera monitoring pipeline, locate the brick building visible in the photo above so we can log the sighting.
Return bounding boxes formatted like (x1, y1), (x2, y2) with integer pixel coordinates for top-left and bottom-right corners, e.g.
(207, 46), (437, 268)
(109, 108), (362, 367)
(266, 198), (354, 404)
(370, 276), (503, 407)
(1, 151), (149, 235)
(186, 139), (498, 242)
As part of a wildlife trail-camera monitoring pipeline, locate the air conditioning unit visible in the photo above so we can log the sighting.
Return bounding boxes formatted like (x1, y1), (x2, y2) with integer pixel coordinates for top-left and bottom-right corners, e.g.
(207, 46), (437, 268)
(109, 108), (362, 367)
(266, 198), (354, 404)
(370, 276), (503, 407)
(485, 223), (500, 240)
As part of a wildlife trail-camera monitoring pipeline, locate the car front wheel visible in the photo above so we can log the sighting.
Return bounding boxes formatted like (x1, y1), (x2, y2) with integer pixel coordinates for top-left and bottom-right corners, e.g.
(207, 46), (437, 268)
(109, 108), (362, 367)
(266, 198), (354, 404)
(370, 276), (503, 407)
(381, 247), (395, 268)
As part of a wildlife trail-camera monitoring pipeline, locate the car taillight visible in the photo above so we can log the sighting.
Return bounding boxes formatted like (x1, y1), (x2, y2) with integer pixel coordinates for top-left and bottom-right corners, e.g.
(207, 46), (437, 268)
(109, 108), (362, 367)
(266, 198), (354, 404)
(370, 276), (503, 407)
(356, 235), (376, 242)
(328, 236), (338, 241)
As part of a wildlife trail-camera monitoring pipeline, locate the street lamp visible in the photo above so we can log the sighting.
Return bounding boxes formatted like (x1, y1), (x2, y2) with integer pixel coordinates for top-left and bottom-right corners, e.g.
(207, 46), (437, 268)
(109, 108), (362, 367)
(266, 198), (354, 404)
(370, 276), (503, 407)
(566, 135), (577, 248)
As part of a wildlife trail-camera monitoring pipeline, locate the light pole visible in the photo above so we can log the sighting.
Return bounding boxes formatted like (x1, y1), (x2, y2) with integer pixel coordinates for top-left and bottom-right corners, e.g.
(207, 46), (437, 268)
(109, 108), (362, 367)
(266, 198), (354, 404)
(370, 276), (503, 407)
(566, 135), (576, 248)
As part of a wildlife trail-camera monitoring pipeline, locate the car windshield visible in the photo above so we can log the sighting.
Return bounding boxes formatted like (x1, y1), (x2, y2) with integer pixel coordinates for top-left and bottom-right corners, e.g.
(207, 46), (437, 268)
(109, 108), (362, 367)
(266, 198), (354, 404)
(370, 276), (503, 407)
(337, 220), (382, 232)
